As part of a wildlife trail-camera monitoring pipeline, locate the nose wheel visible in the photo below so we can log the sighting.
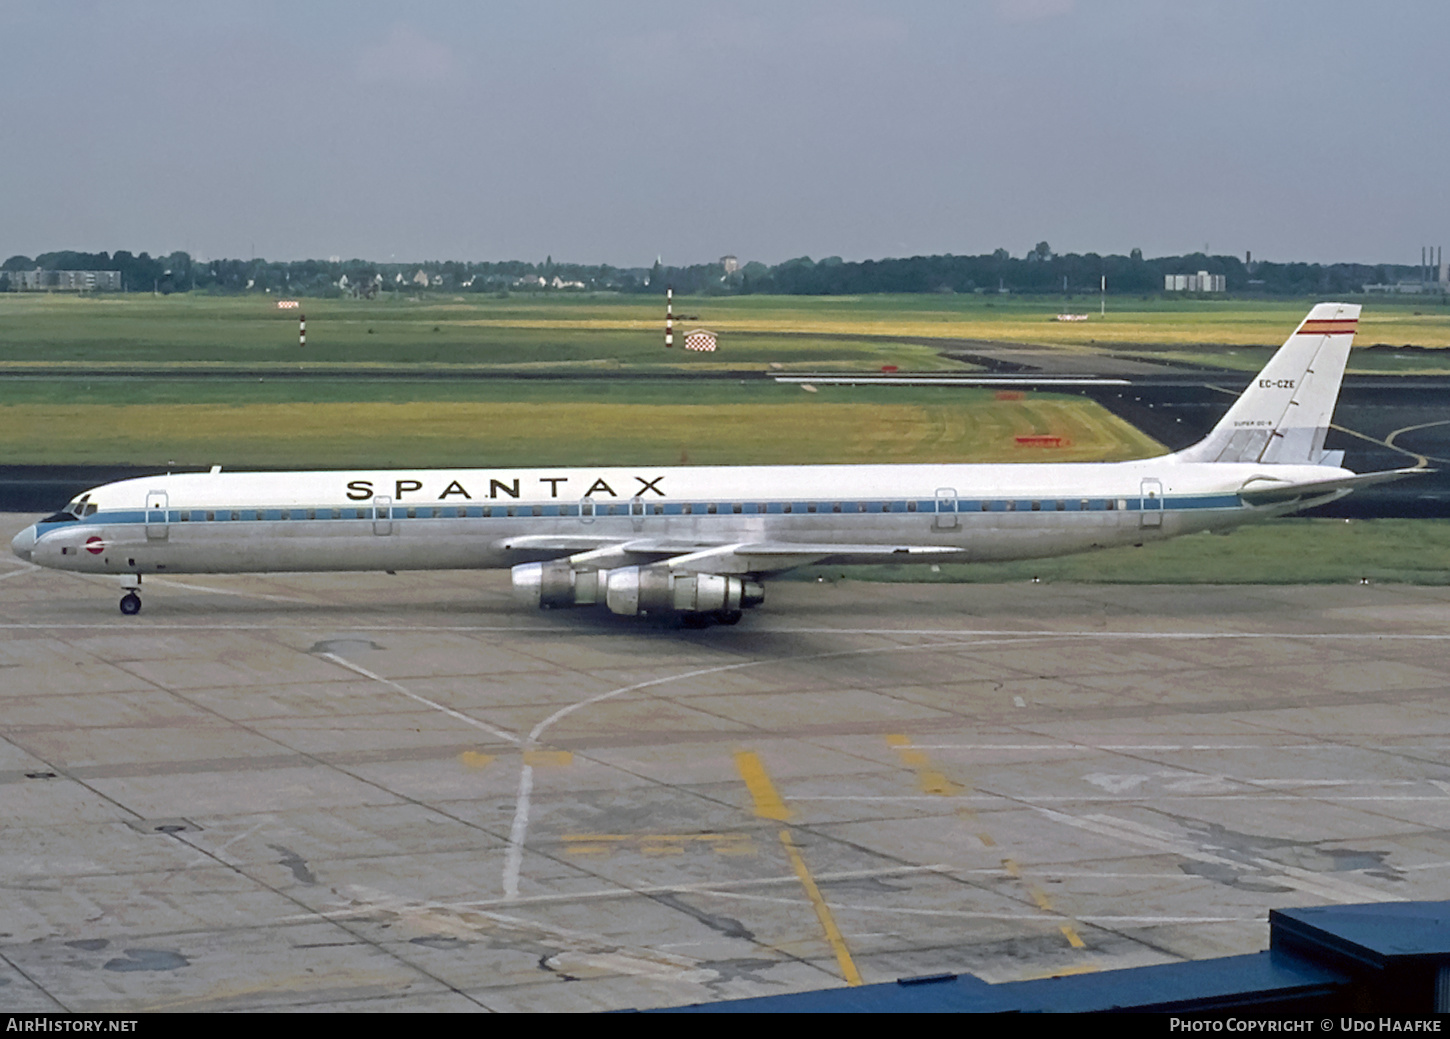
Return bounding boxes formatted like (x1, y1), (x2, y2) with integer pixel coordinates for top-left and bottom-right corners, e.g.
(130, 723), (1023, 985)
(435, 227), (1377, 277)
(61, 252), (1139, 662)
(119, 592), (142, 615)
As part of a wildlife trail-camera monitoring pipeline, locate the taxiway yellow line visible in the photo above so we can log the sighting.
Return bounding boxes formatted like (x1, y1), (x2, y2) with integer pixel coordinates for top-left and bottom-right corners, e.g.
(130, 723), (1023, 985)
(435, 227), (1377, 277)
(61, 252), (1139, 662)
(779, 827), (863, 987)
(735, 750), (793, 821)
(734, 750), (862, 986)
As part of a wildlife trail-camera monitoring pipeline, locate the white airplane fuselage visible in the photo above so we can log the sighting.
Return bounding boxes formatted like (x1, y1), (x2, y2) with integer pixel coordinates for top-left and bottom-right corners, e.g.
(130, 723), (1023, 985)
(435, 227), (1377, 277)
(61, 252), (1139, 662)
(15, 457), (1342, 577)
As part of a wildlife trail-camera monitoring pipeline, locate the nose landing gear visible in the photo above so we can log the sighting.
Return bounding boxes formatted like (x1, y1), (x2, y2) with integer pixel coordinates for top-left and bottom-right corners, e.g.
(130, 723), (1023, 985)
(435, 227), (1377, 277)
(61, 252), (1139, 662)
(119, 574), (142, 615)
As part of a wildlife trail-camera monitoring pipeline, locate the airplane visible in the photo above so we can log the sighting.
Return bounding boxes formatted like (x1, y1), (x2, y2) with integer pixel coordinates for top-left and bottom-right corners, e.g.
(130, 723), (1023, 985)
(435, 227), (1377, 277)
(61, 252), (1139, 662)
(10, 303), (1418, 624)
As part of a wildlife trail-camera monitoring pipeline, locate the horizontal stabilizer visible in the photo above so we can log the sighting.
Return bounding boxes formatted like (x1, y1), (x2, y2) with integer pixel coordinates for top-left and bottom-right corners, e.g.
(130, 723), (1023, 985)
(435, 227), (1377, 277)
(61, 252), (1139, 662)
(1238, 468), (1426, 506)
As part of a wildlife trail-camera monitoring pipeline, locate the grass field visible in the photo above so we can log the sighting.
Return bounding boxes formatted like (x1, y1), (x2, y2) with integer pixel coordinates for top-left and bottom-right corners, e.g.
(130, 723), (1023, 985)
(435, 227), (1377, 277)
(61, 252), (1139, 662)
(1, 292), (1447, 373)
(0, 382), (1162, 468)
(797, 518), (1450, 585)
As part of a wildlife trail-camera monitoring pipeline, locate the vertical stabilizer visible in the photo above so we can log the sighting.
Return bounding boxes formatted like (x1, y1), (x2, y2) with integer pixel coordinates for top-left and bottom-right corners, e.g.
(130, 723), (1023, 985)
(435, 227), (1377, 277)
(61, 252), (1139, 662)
(1174, 303), (1360, 465)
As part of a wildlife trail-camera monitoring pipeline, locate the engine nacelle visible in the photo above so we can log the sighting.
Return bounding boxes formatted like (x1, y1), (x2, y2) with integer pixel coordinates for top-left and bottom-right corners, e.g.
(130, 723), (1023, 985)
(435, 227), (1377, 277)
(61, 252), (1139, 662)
(603, 566), (764, 617)
(512, 561), (764, 618)
(511, 560), (602, 609)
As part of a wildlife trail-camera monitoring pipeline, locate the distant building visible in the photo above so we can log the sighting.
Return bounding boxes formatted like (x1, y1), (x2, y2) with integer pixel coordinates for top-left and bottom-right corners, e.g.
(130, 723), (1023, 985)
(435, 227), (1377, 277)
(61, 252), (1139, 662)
(720, 255), (739, 274)
(1363, 282), (1441, 294)
(8, 269), (122, 292)
(1165, 270), (1225, 293)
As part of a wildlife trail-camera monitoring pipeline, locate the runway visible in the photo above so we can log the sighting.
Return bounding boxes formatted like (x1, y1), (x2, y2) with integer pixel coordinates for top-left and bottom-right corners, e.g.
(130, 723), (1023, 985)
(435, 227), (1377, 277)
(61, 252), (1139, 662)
(3, 514), (1450, 1011)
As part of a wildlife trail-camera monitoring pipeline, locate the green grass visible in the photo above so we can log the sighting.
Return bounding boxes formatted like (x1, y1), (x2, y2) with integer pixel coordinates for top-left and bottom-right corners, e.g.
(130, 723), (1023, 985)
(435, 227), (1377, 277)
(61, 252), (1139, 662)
(796, 518), (1450, 585)
(0, 383), (1163, 468)
(0, 294), (953, 371)
(2, 292), (1447, 372)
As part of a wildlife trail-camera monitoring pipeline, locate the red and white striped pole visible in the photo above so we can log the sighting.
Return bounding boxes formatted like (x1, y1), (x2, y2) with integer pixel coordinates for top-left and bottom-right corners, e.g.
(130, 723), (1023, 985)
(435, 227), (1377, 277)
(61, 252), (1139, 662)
(299, 313), (306, 349)
(665, 286), (673, 348)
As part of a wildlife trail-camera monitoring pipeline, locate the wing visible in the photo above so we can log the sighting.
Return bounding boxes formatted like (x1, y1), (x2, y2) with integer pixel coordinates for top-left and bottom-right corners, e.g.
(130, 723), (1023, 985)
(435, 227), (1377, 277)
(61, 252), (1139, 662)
(496, 534), (966, 574)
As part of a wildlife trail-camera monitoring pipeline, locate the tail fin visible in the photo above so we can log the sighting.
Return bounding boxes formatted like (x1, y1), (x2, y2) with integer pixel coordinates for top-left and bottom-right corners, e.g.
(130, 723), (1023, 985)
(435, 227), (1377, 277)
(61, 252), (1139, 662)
(1174, 302), (1360, 465)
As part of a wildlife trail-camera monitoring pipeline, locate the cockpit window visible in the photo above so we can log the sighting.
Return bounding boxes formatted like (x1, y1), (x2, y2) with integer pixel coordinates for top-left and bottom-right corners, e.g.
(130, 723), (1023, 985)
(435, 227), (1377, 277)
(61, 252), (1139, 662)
(42, 493), (93, 524)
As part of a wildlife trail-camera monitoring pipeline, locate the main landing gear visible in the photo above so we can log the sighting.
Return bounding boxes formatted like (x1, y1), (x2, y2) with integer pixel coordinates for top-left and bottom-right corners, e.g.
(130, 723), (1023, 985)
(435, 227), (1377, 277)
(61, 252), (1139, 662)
(119, 575), (142, 616)
(679, 609), (744, 629)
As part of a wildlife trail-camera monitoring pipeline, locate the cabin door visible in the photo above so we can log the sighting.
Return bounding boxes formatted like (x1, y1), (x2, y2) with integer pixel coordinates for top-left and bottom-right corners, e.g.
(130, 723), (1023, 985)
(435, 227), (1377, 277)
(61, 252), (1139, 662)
(1140, 479), (1164, 527)
(933, 487), (959, 531)
(373, 495), (393, 535)
(145, 490), (169, 541)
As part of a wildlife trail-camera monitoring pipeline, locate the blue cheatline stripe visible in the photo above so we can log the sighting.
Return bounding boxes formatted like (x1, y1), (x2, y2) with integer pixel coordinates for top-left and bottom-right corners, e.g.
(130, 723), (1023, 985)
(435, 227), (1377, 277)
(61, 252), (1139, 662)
(37, 492), (1252, 537)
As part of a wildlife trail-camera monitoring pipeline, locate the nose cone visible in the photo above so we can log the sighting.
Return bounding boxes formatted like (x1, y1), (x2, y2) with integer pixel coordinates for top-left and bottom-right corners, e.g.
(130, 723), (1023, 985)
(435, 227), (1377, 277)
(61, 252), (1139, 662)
(11, 524), (36, 562)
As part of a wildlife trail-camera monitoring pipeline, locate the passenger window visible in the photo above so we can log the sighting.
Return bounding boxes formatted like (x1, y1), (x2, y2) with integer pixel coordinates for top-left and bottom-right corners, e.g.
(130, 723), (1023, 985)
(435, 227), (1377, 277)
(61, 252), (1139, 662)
(231, 511), (240, 521)
(1031, 501), (1041, 512)
(1106, 499), (1116, 511)
(807, 503), (817, 514)
(732, 503), (742, 514)
(207, 511), (216, 521)
(707, 504), (717, 514)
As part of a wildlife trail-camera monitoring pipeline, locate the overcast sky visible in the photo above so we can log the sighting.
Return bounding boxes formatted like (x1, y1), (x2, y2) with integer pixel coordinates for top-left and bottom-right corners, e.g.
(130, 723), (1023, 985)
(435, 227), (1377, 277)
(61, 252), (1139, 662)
(2, 1), (1445, 267)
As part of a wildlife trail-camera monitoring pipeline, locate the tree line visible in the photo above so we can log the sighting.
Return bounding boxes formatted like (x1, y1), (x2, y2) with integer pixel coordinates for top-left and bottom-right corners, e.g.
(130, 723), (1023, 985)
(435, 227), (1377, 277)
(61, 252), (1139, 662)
(0, 245), (1432, 298)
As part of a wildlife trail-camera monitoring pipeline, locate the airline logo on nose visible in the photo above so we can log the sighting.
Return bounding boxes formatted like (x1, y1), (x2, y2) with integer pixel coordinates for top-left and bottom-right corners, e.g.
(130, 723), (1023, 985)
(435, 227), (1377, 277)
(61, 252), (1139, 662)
(85, 536), (105, 555)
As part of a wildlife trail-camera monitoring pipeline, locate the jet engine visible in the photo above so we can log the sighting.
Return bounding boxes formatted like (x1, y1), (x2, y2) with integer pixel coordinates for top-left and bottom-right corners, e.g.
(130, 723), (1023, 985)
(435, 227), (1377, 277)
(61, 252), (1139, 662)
(511, 561), (763, 621)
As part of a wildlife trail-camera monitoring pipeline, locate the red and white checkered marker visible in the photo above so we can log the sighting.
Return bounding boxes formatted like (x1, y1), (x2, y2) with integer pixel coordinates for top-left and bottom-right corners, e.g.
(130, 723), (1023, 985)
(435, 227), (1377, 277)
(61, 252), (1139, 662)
(684, 329), (717, 352)
(665, 287), (673, 348)
(277, 300), (300, 309)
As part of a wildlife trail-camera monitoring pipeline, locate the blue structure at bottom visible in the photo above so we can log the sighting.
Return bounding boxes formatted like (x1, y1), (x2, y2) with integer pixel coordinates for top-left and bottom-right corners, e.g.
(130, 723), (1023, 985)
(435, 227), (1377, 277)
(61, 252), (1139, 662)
(650, 902), (1450, 1013)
